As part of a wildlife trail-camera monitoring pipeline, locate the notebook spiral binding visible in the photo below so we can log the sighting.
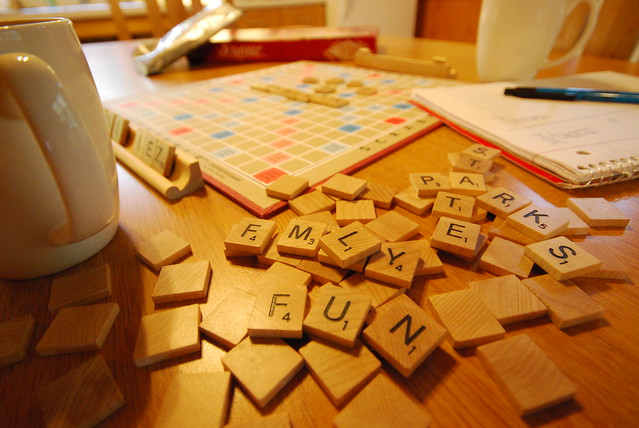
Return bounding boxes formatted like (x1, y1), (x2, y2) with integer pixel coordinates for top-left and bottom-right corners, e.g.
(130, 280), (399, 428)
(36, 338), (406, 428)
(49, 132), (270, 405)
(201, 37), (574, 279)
(580, 156), (639, 188)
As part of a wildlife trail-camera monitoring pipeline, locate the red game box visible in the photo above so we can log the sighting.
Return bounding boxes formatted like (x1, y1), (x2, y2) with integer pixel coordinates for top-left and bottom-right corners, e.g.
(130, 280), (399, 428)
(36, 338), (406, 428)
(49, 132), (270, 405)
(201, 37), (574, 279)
(188, 26), (377, 64)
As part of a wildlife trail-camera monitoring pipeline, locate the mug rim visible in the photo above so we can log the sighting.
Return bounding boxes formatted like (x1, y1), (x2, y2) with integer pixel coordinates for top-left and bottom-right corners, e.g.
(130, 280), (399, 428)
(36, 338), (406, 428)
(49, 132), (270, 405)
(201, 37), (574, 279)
(0, 17), (70, 29)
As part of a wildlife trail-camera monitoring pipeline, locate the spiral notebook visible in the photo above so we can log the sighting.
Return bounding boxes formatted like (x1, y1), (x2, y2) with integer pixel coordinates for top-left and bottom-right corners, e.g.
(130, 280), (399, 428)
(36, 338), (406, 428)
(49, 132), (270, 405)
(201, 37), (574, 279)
(411, 71), (639, 189)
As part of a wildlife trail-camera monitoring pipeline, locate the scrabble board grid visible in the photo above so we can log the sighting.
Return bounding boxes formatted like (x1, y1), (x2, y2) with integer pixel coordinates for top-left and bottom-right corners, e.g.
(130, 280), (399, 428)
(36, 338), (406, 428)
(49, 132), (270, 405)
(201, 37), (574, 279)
(106, 61), (442, 217)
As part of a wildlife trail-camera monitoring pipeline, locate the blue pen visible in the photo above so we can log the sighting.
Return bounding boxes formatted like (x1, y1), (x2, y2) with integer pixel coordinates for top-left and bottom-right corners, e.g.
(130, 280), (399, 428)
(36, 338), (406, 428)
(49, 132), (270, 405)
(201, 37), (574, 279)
(504, 86), (639, 104)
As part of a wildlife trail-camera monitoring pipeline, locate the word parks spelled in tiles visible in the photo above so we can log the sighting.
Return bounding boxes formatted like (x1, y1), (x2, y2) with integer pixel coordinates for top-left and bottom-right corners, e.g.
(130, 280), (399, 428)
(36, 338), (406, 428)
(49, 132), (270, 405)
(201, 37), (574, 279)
(303, 284), (372, 348)
(224, 217), (277, 255)
(524, 236), (601, 281)
(476, 334), (576, 415)
(364, 242), (421, 288)
(248, 283), (307, 339)
(505, 205), (570, 241)
(363, 294), (447, 377)
(319, 221), (382, 268)
(221, 336), (304, 408)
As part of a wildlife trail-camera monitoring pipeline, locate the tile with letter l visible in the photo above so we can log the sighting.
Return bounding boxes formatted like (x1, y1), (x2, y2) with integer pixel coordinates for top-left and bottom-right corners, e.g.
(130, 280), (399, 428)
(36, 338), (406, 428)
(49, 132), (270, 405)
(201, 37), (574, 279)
(319, 221), (382, 268)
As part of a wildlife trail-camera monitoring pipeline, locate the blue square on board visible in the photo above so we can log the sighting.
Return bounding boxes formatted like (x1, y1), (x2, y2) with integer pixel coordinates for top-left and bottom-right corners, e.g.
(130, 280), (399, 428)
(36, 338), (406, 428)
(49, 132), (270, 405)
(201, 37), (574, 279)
(339, 124), (362, 133)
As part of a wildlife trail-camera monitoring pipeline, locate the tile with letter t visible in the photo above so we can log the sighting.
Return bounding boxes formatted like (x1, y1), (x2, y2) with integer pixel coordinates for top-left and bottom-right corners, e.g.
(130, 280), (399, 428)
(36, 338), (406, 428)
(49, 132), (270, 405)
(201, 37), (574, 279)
(364, 241), (421, 288)
(303, 284), (371, 348)
(362, 294), (447, 377)
(224, 217), (277, 255)
(319, 221), (382, 268)
(524, 236), (601, 281)
(248, 283), (307, 339)
(506, 205), (569, 241)
(431, 191), (475, 222)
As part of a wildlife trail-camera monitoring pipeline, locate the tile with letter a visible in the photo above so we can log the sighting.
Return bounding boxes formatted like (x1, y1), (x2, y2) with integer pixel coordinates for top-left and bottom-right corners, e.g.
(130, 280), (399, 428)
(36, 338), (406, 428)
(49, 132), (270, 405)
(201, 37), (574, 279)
(200, 287), (256, 348)
(479, 236), (534, 278)
(221, 336), (304, 409)
(524, 236), (601, 281)
(565, 197), (629, 228)
(0, 315), (35, 367)
(475, 187), (532, 219)
(430, 216), (481, 259)
(476, 334), (576, 415)
(303, 284), (372, 348)
(319, 221), (382, 268)
(522, 274), (605, 329)
(136, 230), (192, 271)
(506, 205), (570, 241)
(224, 217), (277, 255)
(48, 263), (112, 314)
(300, 339), (381, 407)
(428, 289), (505, 349)
(277, 219), (327, 257)
(155, 372), (231, 428)
(363, 294), (447, 377)
(248, 283), (307, 339)
(448, 171), (487, 196)
(364, 242), (421, 288)
(333, 373), (431, 428)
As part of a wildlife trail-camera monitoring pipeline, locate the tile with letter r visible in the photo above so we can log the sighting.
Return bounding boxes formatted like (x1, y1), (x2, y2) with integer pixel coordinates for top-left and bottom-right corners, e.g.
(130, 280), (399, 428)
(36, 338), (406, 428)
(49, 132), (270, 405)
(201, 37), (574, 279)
(475, 186), (532, 219)
(362, 294), (447, 377)
(319, 221), (382, 268)
(524, 236), (601, 281)
(224, 217), (277, 255)
(432, 191), (475, 222)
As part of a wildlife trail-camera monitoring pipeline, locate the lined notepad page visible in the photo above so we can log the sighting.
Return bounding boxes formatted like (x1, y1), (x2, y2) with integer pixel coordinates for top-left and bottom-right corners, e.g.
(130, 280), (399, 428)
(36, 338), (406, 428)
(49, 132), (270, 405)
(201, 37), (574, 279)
(411, 72), (639, 186)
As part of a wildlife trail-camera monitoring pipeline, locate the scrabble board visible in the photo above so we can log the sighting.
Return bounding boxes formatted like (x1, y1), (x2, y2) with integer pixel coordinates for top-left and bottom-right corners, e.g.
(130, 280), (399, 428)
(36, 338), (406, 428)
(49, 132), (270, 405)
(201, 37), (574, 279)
(105, 61), (443, 217)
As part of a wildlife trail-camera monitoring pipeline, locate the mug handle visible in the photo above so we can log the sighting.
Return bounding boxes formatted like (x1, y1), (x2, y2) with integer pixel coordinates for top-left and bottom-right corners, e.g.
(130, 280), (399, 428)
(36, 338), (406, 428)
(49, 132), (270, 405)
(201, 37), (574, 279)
(0, 53), (116, 245)
(540, 0), (603, 70)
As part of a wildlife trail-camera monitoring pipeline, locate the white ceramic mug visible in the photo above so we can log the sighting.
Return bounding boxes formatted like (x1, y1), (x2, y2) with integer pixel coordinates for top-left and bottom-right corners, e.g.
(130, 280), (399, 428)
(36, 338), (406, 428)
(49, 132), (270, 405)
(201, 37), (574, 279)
(476, 0), (603, 82)
(0, 18), (119, 279)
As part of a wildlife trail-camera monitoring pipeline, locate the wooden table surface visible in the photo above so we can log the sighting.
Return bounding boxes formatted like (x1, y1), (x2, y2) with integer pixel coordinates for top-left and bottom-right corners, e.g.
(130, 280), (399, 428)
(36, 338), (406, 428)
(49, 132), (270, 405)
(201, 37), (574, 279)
(2, 36), (638, 427)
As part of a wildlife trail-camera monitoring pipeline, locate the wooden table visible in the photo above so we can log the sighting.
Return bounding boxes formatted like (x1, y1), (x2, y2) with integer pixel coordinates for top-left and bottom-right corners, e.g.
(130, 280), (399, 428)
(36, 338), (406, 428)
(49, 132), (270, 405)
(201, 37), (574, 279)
(2, 36), (638, 427)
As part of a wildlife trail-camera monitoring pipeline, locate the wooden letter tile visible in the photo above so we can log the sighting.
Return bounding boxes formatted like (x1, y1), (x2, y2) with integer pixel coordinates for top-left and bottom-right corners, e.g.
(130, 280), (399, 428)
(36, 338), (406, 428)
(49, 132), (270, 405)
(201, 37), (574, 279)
(0, 315), (35, 367)
(453, 154), (493, 174)
(428, 289), (505, 348)
(448, 172), (487, 196)
(392, 186), (435, 215)
(319, 221), (382, 268)
(335, 200), (377, 226)
(200, 287), (256, 348)
(477, 334), (576, 415)
(479, 236), (534, 278)
(277, 219), (326, 257)
(248, 283), (307, 339)
(289, 190), (336, 216)
(221, 337), (304, 408)
(565, 197), (629, 228)
(133, 304), (201, 367)
(136, 230), (192, 271)
(251, 261), (312, 293)
(469, 275), (547, 324)
(363, 294), (447, 377)
(300, 340), (381, 407)
(364, 242), (421, 288)
(430, 216), (482, 259)
(297, 257), (350, 283)
(409, 172), (450, 197)
(303, 284), (372, 348)
(266, 175), (309, 200)
(475, 187), (532, 218)
(224, 217), (277, 255)
(152, 261), (211, 304)
(364, 210), (420, 243)
(432, 191), (476, 221)
(48, 264), (112, 314)
(460, 143), (501, 161)
(36, 303), (119, 356)
(358, 181), (398, 209)
(408, 240), (444, 276)
(522, 274), (605, 328)
(321, 173), (367, 200)
(506, 205), (569, 241)
(340, 273), (405, 309)
(555, 207), (590, 236)
(488, 217), (538, 246)
(524, 236), (602, 281)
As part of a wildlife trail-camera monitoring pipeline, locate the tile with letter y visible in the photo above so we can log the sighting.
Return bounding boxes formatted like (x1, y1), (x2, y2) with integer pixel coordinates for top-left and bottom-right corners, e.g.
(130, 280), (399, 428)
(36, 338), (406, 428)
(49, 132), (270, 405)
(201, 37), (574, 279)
(364, 241), (421, 288)
(362, 294), (447, 377)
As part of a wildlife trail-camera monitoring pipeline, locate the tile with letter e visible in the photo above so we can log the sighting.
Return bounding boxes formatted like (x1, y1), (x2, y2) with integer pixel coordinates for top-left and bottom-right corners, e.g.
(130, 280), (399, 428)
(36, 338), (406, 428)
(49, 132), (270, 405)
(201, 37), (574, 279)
(221, 336), (304, 409)
(476, 334), (576, 415)
(200, 287), (256, 348)
(409, 172), (450, 197)
(363, 294), (447, 377)
(0, 315), (35, 367)
(448, 172), (487, 196)
(479, 236), (534, 278)
(333, 373), (431, 428)
(506, 205), (569, 241)
(430, 216), (482, 259)
(319, 221), (382, 268)
(428, 289), (505, 349)
(524, 236), (601, 280)
(136, 230), (192, 271)
(340, 273), (405, 309)
(335, 200), (377, 226)
(277, 219), (326, 257)
(37, 355), (125, 428)
(289, 190), (336, 216)
(461, 143), (501, 161)
(154, 372), (231, 428)
(321, 173), (367, 200)
(365, 210), (420, 243)
(152, 261), (211, 304)
(266, 174), (309, 200)
(300, 339), (381, 407)
(303, 284), (371, 348)
(248, 283), (307, 339)
(522, 274), (605, 329)
(364, 242), (421, 288)
(565, 197), (629, 228)
(469, 275), (547, 324)
(432, 191), (475, 221)
(393, 186), (435, 215)
(48, 264), (112, 314)
(475, 187), (532, 219)
(224, 217), (277, 255)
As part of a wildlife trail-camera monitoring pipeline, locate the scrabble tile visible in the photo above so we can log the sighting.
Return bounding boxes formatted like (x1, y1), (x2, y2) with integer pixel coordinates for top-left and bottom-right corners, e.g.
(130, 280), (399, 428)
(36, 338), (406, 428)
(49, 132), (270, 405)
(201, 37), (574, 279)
(556, 207), (590, 236)
(522, 274), (605, 328)
(0, 315), (35, 367)
(333, 374), (431, 428)
(524, 236), (602, 280)
(226, 413), (291, 428)
(565, 197), (629, 228)
(488, 217), (538, 246)
(296, 258), (349, 283)
(133, 304), (201, 367)
(448, 172), (487, 196)
(136, 230), (192, 271)
(409, 172), (450, 197)
(477, 334), (576, 415)
(430, 216), (482, 259)
(224, 218), (277, 255)
(365, 242), (421, 288)
(221, 336), (304, 408)
(248, 283), (307, 339)
(303, 284), (372, 348)
(150, 138), (177, 177)
(428, 289), (505, 348)
(461, 143), (501, 161)
(364, 210), (420, 243)
(252, 261), (312, 293)
(36, 303), (119, 356)
(431, 191), (475, 221)
(48, 264), (112, 314)
(257, 234), (304, 267)
(110, 113), (129, 145)
(298, 210), (340, 232)
(300, 340), (381, 406)
(319, 221), (382, 268)
(155, 372), (231, 428)
(574, 238), (629, 280)
(363, 294), (447, 377)
(469, 275), (547, 324)
(340, 273), (405, 309)
(200, 287), (256, 348)
(321, 173), (367, 200)
(317, 248), (368, 272)
(506, 205), (570, 241)
(407, 240), (444, 276)
(392, 187), (435, 215)
(152, 261), (211, 304)
(453, 154), (493, 174)
(266, 175), (309, 200)
(358, 181), (398, 209)
(475, 187), (532, 218)
(457, 232), (489, 263)
(277, 219), (326, 257)
(479, 237), (534, 278)
(289, 190), (336, 215)
(335, 200), (377, 226)
(37, 355), (125, 428)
